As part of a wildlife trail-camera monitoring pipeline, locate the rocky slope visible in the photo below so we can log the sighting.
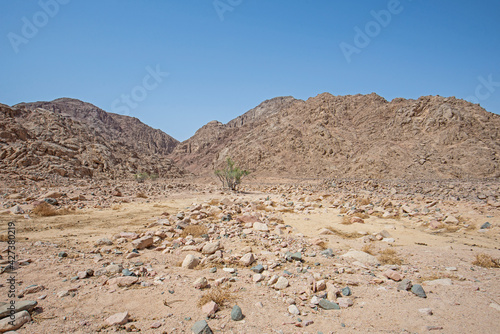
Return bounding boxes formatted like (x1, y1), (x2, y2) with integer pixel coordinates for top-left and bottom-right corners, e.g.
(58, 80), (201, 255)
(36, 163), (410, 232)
(171, 93), (500, 179)
(0, 100), (185, 179)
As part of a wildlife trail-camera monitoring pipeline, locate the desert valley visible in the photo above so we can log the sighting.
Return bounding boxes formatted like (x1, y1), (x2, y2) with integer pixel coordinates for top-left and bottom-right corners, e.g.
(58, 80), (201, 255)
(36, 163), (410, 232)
(0, 94), (499, 334)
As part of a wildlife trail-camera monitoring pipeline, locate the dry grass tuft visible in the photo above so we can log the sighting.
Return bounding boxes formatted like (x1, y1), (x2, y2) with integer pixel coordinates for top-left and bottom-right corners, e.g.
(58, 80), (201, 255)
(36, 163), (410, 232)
(32, 202), (76, 217)
(378, 248), (403, 265)
(180, 225), (208, 238)
(197, 286), (236, 308)
(32, 202), (58, 217)
(325, 226), (362, 239)
(361, 243), (376, 255)
(136, 192), (148, 198)
(472, 253), (500, 268)
(341, 216), (352, 225)
(357, 198), (371, 206)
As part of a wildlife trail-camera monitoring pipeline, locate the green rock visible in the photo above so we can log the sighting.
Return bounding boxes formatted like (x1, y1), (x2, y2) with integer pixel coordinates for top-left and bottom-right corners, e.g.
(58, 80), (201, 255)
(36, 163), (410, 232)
(318, 299), (340, 310)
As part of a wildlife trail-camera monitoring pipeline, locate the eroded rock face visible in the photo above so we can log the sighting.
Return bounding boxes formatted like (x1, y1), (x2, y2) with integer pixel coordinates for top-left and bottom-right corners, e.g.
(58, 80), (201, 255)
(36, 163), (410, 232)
(171, 94), (500, 180)
(0, 100), (185, 180)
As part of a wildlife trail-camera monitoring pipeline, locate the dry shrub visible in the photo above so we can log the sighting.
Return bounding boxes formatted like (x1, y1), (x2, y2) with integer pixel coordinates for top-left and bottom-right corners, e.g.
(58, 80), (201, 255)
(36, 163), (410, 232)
(378, 248), (403, 265)
(341, 216), (352, 225)
(112, 204), (121, 210)
(339, 208), (347, 214)
(32, 202), (57, 217)
(472, 253), (500, 268)
(32, 202), (76, 217)
(180, 225), (208, 238)
(357, 198), (371, 206)
(361, 243), (376, 255)
(136, 192), (148, 199)
(197, 286), (236, 308)
(325, 226), (362, 239)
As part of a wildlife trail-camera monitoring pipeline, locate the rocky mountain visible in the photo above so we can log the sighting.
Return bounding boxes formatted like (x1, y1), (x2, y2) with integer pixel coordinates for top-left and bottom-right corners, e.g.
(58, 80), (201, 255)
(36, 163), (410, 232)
(171, 93), (500, 179)
(0, 99), (185, 179)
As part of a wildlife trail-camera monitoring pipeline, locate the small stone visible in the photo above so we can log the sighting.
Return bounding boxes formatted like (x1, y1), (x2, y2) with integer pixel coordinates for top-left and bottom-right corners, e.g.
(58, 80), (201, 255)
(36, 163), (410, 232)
(182, 254), (199, 269)
(58, 251), (68, 258)
(480, 222), (491, 229)
(22, 285), (45, 295)
(320, 248), (334, 257)
(337, 297), (353, 308)
(0, 300), (37, 319)
(411, 284), (427, 298)
(445, 267), (457, 271)
(105, 311), (129, 326)
(383, 270), (402, 281)
(251, 264), (264, 273)
(397, 279), (412, 291)
(418, 308), (433, 315)
(107, 276), (138, 287)
(122, 269), (135, 277)
(193, 277), (208, 289)
(253, 274), (264, 283)
(268, 275), (278, 285)
(131, 236), (154, 250)
(202, 242), (220, 255)
(341, 287), (351, 296)
(105, 263), (123, 274)
(318, 299), (340, 310)
(239, 253), (255, 266)
(192, 320), (213, 334)
(209, 267), (217, 273)
(231, 305), (244, 321)
(341, 250), (380, 266)
(202, 301), (218, 316)
(288, 304), (300, 315)
(94, 238), (113, 246)
(222, 268), (235, 273)
(444, 215), (459, 224)
(274, 277), (289, 290)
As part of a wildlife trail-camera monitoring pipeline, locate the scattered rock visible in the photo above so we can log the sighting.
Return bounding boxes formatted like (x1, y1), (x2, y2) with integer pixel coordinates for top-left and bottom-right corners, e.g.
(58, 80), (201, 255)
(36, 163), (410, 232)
(411, 284), (427, 298)
(288, 304), (300, 315)
(383, 269), (402, 281)
(0, 310), (31, 332)
(341, 249), (380, 266)
(0, 300), (37, 319)
(192, 320), (213, 334)
(251, 264), (264, 273)
(274, 277), (289, 290)
(318, 299), (340, 310)
(239, 253), (255, 266)
(105, 311), (129, 326)
(231, 305), (244, 321)
(397, 279), (412, 291)
(182, 254), (199, 269)
(202, 242), (220, 255)
(131, 236), (154, 250)
(193, 277), (208, 289)
(202, 301), (218, 317)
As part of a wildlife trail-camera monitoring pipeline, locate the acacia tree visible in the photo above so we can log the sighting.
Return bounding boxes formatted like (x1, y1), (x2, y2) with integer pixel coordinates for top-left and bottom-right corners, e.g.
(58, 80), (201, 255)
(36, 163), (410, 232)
(214, 157), (249, 191)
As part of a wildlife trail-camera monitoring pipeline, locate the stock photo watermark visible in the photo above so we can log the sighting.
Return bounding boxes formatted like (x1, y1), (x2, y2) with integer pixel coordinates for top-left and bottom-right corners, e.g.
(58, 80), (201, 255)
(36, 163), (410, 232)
(111, 64), (169, 115)
(339, 0), (411, 63)
(7, 0), (71, 54)
(466, 74), (500, 105)
(6, 221), (17, 326)
(213, 0), (243, 21)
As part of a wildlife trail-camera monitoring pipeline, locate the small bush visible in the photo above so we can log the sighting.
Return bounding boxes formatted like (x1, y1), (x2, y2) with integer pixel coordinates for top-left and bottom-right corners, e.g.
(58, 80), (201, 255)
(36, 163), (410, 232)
(472, 253), (500, 268)
(197, 286), (236, 308)
(341, 216), (352, 225)
(136, 192), (148, 199)
(180, 225), (208, 238)
(378, 248), (403, 265)
(32, 202), (57, 217)
(214, 158), (249, 191)
(361, 243), (376, 255)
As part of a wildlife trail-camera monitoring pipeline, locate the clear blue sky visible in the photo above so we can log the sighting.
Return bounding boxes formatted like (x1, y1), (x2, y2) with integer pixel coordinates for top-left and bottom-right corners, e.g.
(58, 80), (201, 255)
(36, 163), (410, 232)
(1, 1), (499, 141)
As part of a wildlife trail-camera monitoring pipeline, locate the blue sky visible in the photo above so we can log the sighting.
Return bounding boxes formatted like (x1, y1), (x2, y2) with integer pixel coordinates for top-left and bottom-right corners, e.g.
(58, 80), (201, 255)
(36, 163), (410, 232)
(1, 1), (499, 141)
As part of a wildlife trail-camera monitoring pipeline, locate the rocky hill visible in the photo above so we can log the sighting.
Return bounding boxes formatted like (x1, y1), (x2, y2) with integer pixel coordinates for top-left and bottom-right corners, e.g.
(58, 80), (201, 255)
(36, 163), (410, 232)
(0, 100), (185, 179)
(171, 93), (500, 179)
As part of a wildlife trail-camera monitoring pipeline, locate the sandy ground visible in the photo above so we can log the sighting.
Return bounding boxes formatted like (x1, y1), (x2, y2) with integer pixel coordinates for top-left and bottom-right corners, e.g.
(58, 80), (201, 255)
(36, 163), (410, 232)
(0, 187), (499, 334)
